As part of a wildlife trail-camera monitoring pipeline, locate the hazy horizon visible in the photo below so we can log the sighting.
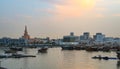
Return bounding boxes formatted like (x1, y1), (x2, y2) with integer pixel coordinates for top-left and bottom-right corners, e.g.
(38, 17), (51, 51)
(0, 0), (120, 39)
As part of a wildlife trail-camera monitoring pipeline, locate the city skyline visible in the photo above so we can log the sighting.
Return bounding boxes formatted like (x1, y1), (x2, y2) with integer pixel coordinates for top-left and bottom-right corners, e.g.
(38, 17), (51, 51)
(0, 0), (120, 38)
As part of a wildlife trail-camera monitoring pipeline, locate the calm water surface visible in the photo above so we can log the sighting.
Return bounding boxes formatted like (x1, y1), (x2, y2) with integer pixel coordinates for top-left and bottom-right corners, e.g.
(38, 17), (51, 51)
(0, 47), (120, 69)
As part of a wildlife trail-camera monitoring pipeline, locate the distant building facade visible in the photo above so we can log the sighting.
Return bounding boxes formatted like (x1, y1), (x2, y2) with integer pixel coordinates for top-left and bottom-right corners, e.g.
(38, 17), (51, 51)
(93, 33), (105, 45)
(62, 32), (79, 45)
(0, 37), (28, 46)
(79, 32), (91, 45)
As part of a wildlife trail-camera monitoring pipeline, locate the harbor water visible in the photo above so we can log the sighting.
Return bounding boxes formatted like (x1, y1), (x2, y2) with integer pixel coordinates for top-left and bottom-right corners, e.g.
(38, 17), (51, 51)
(0, 47), (119, 69)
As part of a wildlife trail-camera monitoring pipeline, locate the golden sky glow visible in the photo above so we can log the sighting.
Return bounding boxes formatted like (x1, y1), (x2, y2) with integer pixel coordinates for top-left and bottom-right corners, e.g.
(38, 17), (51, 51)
(0, 0), (120, 38)
(73, 0), (95, 9)
(53, 0), (96, 19)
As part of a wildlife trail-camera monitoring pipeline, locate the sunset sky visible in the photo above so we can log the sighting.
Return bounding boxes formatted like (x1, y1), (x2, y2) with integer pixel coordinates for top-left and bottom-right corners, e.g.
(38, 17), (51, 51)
(0, 0), (120, 38)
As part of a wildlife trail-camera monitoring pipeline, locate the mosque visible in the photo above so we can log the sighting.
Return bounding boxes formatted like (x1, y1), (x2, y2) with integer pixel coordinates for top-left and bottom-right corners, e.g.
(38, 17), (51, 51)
(22, 26), (30, 40)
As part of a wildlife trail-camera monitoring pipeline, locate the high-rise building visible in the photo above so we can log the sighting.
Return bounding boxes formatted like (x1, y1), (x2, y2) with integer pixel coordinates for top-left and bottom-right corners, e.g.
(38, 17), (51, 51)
(93, 33), (105, 42)
(62, 32), (79, 45)
(80, 32), (90, 40)
(83, 32), (90, 40)
(22, 26), (30, 40)
(63, 32), (79, 42)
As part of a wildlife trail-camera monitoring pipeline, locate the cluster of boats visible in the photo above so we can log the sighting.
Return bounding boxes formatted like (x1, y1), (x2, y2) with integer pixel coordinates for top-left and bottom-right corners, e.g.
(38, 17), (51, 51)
(0, 47), (36, 58)
(61, 46), (85, 50)
(92, 55), (117, 60)
(3, 46), (49, 53)
(92, 50), (120, 60)
(61, 45), (120, 52)
(61, 45), (120, 60)
(1, 45), (120, 60)
(0, 46), (49, 59)
(4, 47), (23, 54)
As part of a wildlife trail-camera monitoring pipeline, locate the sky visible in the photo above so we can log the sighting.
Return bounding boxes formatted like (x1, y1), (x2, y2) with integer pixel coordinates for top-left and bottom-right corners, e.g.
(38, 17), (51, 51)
(0, 0), (120, 39)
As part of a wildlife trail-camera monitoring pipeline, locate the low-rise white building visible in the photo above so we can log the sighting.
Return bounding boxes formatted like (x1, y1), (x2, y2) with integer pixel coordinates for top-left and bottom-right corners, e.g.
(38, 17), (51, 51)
(93, 33), (105, 45)
(62, 32), (79, 45)
(0, 37), (11, 46)
(0, 37), (28, 46)
(79, 32), (91, 45)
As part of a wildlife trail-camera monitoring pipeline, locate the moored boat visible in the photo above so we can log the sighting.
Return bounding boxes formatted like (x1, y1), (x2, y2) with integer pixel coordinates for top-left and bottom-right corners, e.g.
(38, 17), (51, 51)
(61, 45), (74, 50)
(92, 55), (117, 60)
(86, 46), (98, 51)
(38, 47), (48, 53)
(10, 47), (23, 51)
(4, 49), (17, 54)
(74, 46), (81, 50)
(117, 51), (120, 59)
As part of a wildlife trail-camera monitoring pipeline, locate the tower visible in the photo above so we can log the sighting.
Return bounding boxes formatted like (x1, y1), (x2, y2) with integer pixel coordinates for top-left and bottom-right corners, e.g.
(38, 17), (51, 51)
(22, 26), (30, 39)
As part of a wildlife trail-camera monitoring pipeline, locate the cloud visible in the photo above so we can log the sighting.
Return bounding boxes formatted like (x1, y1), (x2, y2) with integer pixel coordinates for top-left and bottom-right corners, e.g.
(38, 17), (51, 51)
(40, 0), (64, 5)
(95, 8), (107, 12)
(36, 0), (111, 20)
(112, 14), (120, 16)
(35, 8), (57, 14)
(16, 14), (32, 19)
(96, 14), (104, 18)
(52, 0), (96, 20)
(54, 4), (83, 18)
(24, 16), (32, 19)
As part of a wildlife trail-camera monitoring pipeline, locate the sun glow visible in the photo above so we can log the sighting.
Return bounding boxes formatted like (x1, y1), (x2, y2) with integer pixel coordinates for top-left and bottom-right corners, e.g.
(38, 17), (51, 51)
(75, 0), (95, 9)
(53, 0), (96, 19)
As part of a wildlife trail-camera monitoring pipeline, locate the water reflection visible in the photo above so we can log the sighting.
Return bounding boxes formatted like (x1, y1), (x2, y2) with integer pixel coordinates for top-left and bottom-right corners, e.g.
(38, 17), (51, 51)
(117, 61), (120, 69)
(62, 51), (75, 69)
(22, 58), (28, 69)
(19, 48), (28, 69)
(0, 47), (118, 69)
(24, 48), (28, 54)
